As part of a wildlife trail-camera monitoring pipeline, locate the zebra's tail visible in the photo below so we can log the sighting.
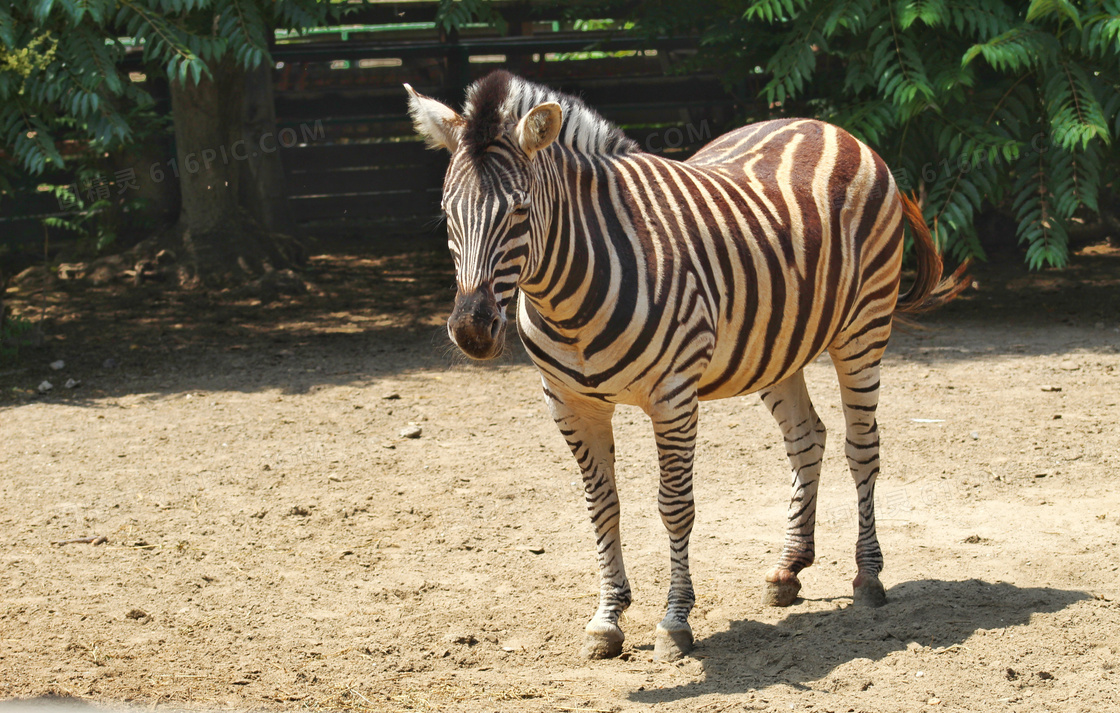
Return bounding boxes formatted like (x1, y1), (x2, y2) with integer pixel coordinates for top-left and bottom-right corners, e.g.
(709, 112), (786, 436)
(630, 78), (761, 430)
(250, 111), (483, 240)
(894, 192), (972, 315)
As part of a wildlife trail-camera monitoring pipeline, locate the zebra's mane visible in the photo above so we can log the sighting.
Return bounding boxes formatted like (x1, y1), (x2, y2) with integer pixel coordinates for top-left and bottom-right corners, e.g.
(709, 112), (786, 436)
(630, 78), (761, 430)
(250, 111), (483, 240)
(461, 70), (639, 162)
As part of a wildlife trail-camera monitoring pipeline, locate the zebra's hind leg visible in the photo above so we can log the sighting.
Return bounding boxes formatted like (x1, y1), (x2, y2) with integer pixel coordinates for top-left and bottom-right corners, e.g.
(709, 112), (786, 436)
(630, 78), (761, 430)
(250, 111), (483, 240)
(832, 355), (888, 607)
(544, 384), (630, 659)
(759, 371), (826, 607)
(648, 391), (700, 662)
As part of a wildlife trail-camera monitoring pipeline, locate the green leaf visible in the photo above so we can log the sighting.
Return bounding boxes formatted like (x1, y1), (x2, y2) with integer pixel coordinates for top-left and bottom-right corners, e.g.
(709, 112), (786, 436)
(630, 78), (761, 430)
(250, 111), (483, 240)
(1042, 60), (1111, 151)
(1026, 0), (1082, 29)
(962, 26), (1056, 72)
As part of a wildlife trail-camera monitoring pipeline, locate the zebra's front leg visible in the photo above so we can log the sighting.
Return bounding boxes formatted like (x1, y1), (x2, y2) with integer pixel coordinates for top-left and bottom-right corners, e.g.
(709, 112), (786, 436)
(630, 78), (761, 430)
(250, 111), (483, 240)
(759, 371), (826, 607)
(648, 392), (699, 661)
(544, 386), (630, 659)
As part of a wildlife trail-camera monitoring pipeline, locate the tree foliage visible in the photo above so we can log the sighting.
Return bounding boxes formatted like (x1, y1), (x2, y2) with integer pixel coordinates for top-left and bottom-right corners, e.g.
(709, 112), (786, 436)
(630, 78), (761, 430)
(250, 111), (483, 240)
(617, 0), (1120, 268)
(0, 0), (344, 177)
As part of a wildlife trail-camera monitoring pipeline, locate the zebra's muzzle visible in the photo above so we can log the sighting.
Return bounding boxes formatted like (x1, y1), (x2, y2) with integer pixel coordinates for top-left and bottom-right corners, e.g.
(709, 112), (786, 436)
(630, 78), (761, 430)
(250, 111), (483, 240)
(448, 287), (505, 360)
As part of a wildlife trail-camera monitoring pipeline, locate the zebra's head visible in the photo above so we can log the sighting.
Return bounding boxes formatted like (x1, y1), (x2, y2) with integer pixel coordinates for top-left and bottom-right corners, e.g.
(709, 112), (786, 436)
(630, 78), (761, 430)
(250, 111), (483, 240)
(405, 74), (563, 360)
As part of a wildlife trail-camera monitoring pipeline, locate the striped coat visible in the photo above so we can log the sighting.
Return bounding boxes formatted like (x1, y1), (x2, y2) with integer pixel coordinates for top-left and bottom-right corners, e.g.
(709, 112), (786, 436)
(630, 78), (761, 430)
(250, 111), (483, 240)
(407, 70), (967, 662)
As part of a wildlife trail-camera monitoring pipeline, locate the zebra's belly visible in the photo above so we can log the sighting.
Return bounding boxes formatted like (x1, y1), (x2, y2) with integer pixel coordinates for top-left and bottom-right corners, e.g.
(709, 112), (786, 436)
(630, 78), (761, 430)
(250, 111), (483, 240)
(518, 322), (829, 407)
(695, 343), (829, 401)
(517, 288), (843, 407)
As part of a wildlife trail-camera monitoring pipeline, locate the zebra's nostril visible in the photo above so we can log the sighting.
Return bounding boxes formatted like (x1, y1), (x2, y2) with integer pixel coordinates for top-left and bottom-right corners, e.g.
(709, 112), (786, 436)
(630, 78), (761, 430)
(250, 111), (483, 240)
(489, 316), (502, 341)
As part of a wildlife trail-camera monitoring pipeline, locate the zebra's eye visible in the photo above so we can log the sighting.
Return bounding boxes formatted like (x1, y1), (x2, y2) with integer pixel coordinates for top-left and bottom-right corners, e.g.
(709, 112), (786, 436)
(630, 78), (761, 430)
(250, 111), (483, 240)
(511, 200), (530, 218)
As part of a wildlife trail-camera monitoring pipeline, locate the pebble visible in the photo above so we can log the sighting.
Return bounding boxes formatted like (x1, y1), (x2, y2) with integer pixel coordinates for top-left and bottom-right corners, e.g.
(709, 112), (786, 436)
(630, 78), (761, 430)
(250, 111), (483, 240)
(400, 425), (422, 439)
(383, 392), (401, 400)
(969, 431), (980, 440)
(49, 360), (65, 371)
(38, 380), (53, 393)
(64, 378), (80, 389)
(1040, 385), (1062, 392)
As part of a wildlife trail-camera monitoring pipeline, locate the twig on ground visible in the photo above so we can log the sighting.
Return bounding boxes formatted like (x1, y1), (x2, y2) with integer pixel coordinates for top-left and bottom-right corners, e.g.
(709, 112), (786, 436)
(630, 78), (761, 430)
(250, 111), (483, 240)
(52, 535), (108, 547)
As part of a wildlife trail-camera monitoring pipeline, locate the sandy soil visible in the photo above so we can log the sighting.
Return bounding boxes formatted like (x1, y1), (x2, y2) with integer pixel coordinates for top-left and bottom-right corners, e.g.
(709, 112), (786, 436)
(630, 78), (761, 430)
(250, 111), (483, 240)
(2, 236), (1120, 713)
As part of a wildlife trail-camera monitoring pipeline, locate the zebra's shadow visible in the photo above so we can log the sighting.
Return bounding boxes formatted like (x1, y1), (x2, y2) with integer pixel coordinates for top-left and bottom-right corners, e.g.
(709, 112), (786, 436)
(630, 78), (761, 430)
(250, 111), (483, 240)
(628, 578), (1090, 703)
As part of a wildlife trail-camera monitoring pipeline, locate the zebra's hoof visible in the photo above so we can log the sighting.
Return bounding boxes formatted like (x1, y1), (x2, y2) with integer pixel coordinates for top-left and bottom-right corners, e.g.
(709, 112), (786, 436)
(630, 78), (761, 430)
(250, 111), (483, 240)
(762, 578), (802, 607)
(654, 622), (693, 662)
(581, 622), (624, 659)
(853, 573), (887, 607)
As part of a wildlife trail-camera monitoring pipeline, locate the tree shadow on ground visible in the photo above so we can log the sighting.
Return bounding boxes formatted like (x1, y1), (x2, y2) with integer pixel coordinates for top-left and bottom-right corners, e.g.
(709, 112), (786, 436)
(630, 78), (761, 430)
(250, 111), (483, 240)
(630, 578), (1090, 703)
(2, 236), (1118, 405)
(0, 233), (536, 404)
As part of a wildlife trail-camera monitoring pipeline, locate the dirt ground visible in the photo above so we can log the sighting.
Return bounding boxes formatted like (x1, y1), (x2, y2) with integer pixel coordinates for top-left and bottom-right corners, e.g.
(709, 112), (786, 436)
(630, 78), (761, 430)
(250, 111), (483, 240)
(2, 233), (1119, 713)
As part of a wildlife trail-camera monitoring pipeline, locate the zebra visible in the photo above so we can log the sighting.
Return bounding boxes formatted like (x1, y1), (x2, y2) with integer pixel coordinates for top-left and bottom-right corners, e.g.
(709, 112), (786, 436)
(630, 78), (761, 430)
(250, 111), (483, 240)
(405, 70), (968, 662)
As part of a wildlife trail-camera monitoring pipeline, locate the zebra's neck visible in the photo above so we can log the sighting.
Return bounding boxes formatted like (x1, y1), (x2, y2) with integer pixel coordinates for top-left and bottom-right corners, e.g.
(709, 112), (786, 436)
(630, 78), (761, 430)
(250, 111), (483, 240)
(519, 148), (649, 328)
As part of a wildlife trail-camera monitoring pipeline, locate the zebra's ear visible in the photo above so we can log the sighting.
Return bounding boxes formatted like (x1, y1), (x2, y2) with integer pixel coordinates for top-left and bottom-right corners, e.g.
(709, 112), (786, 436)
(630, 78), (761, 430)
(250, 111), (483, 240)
(515, 102), (563, 159)
(404, 83), (463, 152)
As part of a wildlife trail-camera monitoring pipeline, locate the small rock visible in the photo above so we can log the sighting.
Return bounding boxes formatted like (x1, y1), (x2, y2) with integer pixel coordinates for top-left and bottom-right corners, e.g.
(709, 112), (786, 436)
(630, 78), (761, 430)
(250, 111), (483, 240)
(400, 424), (422, 439)
(64, 378), (80, 389)
(125, 608), (149, 620)
(1040, 385), (1061, 392)
(915, 670), (925, 678)
(383, 392), (401, 400)
(443, 633), (478, 646)
(1006, 667), (1019, 680)
(38, 380), (53, 393)
(1037, 670), (1054, 680)
(287, 505), (312, 517)
(49, 360), (65, 371)
(969, 431), (980, 440)
(928, 698), (941, 705)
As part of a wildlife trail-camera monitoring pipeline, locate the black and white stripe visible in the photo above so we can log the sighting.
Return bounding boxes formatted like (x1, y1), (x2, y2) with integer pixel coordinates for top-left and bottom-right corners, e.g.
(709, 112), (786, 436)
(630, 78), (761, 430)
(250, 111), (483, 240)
(407, 70), (968, 661)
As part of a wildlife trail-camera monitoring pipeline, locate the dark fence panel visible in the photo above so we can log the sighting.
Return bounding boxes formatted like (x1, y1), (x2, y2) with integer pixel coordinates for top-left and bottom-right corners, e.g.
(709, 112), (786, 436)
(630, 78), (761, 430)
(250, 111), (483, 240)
(272, 20), (746, 227)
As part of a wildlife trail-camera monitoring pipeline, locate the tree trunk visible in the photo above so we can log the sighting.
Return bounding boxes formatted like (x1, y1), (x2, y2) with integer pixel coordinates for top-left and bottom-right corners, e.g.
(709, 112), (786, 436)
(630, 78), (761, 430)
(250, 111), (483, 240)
(239, 60), (291, 232)
(170, 58), (242, 234)
(168, 58), (300, 287)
